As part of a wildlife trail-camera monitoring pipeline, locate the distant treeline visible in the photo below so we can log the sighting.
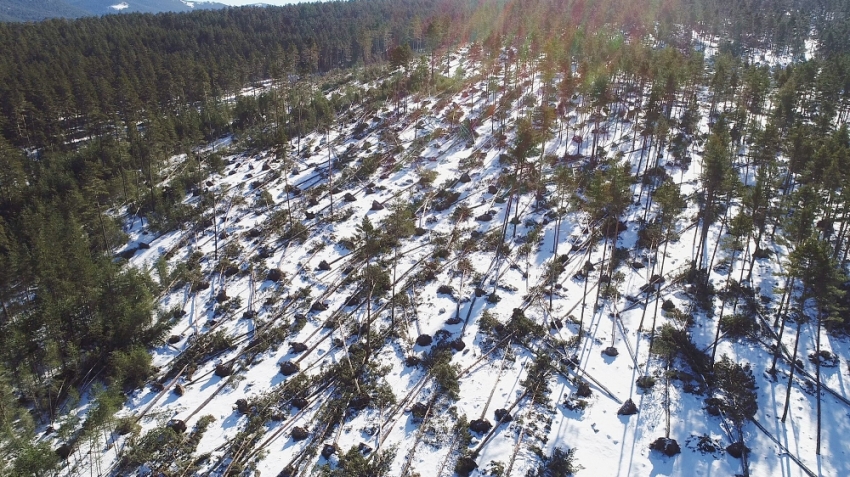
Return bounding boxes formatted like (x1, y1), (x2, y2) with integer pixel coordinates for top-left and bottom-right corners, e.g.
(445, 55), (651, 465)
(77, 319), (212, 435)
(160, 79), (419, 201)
(0, 0), (479, 149)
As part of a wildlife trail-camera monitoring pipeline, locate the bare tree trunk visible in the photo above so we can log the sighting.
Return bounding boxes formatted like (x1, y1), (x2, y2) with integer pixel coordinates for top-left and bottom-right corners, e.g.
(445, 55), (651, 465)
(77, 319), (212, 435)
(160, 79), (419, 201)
(816, 311), (822, 455)
(781, 321), (803, 422)
(770, 278), (795, 372)
(327, 128), (334, 218)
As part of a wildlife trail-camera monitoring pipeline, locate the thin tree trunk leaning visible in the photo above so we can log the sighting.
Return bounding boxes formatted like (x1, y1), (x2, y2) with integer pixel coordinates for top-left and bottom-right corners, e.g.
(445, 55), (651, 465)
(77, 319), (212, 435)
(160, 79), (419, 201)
(781, 321), (803, 422)
(816, 310), (822, 455)
(770, 277), (795, 373)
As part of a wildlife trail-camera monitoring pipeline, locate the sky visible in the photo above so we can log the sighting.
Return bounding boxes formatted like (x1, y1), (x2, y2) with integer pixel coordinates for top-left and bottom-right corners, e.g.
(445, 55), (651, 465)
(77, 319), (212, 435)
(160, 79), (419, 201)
(207, 0), (319, 6)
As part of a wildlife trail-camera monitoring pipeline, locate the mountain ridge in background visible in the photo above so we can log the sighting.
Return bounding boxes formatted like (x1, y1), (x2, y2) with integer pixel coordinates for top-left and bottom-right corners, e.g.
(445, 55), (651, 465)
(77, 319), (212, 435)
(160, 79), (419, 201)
(0, 0), (227, 22)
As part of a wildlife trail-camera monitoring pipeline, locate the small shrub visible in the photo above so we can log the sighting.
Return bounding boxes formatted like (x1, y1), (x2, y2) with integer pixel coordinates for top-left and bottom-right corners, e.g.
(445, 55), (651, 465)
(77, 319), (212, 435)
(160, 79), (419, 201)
(109, 346), (152, 390)
(426, 348), (460, 400)
(719, 313), (758, 339)
(115, 416), (141, 436)
(479, 310), (501, 334)
(636, 375), (656, 390)
(529, 446), (579, 476)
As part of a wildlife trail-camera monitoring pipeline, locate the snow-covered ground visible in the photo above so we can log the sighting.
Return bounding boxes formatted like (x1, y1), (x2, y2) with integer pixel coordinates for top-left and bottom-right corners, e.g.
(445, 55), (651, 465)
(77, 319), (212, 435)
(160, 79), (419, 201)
(54, 44), (850, 477)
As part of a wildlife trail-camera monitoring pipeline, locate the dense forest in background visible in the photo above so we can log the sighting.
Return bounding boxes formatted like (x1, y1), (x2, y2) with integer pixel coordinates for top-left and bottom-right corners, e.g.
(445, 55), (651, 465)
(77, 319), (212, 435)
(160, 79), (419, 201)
(1, 0), (850, 474)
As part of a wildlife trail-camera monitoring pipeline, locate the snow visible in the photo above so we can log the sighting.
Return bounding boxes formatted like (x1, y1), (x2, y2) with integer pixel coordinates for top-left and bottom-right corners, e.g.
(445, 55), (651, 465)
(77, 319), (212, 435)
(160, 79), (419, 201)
(53, 43), (849, 477)
(110, 2), (129, 11)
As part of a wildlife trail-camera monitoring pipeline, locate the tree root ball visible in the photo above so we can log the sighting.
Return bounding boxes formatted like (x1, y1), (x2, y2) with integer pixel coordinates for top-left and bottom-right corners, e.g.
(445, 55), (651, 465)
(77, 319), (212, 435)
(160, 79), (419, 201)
(455, 456), (478, 476)
(215, 363), (234, 377)
(415, 334), (433, 347)
(469, 418), (493, 433)
(617, 398), (638, 416)
(321, 444), (338, 459)
(603, 346), (619, 357)
(650, 437), (681, 456)
(410, 402), (429, 419)
(279, 361), (300, 376)
(291, 426), (309, 441)
(494, 408), (513, 423)
(267, 268), (283, 282)
(726, 441), (750, 459)
(55, 443), (71, 460)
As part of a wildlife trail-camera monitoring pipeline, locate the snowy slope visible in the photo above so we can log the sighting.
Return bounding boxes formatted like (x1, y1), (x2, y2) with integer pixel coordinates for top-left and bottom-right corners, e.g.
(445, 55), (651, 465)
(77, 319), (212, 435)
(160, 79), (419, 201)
(52, 43), (850, 477)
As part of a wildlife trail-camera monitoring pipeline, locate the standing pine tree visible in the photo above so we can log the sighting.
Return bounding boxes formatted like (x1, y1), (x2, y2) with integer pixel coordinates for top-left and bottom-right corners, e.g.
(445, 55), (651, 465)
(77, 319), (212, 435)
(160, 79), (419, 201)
(714, 355), (758, 475)
(786, 236), (845, 455)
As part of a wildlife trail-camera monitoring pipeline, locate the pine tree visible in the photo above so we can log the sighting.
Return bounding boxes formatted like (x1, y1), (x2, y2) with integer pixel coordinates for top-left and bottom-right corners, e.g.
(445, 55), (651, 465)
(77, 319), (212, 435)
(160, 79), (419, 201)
(786, 236), (845, 455)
